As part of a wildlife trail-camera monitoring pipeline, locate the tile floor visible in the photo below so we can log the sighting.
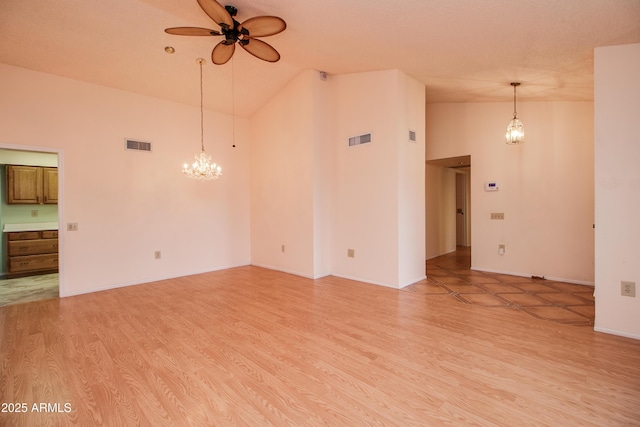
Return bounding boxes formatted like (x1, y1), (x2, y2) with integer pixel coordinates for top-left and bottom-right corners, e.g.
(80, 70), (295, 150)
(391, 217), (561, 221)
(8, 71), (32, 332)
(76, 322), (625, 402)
(404, 247), (595, 326)
(0, 273), (59, 307)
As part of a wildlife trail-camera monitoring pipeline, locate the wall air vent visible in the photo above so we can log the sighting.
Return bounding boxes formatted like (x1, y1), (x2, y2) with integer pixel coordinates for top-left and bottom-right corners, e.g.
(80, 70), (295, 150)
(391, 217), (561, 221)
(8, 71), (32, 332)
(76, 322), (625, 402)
(409, 130), (416, 142)
(348, 133), (372, 147)
(125, 139), (152, 152)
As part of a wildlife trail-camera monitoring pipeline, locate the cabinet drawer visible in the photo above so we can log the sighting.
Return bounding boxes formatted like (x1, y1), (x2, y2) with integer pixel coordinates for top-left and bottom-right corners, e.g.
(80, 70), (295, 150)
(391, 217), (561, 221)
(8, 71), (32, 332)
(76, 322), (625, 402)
(41, 230), (58, 239)
(7, 231), (41, 241)
(9, 254), (58, 273)
(8, 239), (58, 256)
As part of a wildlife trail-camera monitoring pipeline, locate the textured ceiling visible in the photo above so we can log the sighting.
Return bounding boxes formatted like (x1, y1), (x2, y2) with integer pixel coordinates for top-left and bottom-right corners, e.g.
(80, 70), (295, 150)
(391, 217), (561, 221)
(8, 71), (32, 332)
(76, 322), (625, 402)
(1, 0), (639, 117)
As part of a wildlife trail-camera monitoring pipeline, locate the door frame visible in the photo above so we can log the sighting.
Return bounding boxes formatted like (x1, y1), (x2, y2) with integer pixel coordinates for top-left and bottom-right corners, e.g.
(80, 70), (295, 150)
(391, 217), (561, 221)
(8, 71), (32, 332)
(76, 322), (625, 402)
(0, 142), (64, 297)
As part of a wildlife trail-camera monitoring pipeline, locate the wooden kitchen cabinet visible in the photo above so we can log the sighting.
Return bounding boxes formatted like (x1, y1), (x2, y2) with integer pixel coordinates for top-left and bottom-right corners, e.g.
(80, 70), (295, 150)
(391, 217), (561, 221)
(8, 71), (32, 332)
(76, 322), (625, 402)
(6, 165), (58, 204)
(6, 230), (59, 278)
(42, 167), (58, 204)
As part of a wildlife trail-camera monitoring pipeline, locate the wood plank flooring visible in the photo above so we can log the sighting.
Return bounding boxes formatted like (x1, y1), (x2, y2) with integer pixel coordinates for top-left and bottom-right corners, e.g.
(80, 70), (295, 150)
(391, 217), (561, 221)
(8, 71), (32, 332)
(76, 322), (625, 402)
(1, 266), (639, 426)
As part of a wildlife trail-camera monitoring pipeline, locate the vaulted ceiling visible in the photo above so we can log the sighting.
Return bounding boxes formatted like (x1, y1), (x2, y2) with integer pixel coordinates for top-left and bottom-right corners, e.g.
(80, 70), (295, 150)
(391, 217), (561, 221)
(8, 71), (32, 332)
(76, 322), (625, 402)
(2, 0), (639, 117)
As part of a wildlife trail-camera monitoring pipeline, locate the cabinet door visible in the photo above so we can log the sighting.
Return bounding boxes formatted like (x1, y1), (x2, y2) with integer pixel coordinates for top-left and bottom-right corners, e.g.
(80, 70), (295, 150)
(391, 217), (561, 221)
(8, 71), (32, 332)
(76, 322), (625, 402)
(42, 167), (58, 204)
(6, 165), (43, 204)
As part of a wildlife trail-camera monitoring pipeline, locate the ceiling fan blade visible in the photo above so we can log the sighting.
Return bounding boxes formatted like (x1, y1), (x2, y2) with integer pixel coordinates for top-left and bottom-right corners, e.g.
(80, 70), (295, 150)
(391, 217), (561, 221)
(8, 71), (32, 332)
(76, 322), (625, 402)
(197, 0), (233, 29)
(165, 27), (221, 36)
(240, 16), (286, 37)
(212, 41), (235, 65)
(240, 38), (280, 63)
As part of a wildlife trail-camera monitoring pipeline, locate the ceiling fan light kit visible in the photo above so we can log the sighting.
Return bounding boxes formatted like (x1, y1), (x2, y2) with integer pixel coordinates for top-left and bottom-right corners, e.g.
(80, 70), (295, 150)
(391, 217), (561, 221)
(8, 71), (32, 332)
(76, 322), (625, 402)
(165, 0), (286, 65)
(506, 82), (524, 145)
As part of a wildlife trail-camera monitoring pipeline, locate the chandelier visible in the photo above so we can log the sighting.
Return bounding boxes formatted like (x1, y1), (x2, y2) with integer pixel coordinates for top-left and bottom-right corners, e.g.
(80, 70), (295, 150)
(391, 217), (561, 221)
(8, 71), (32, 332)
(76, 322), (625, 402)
(505, 82), (524, 145)
(183, 58), (222, 180)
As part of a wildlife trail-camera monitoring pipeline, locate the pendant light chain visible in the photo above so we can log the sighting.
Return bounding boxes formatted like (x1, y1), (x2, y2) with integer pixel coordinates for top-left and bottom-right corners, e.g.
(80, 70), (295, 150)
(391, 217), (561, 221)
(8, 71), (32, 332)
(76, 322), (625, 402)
(513, 83), (517, 119)
(505, 82), (524, 145)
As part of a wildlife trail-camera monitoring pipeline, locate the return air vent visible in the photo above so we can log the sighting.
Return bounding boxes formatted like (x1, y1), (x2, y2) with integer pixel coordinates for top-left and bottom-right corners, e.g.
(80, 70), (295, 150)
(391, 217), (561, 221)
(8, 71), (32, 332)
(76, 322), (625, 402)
(125, 139), (152, 152)
(409, 130), (416, 142)
(348, 133), (372, 147)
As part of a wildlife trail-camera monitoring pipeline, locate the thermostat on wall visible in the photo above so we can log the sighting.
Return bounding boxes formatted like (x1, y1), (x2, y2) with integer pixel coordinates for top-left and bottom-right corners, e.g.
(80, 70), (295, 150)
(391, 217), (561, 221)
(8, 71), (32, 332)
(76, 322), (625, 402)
(485, 182), (499, 191)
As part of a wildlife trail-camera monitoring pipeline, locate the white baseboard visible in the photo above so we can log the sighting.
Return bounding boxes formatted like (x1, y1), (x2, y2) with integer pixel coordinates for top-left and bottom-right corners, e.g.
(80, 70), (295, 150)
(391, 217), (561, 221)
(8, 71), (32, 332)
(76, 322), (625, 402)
(426, 248), (457, 261)
(594, 326), (640, 341)
(470, 267), (594, 287)
(400, 275), (427, 289)
(60, 263), (250, 297)
(330, 273), (399, 289)
(250, 263), (316, 280)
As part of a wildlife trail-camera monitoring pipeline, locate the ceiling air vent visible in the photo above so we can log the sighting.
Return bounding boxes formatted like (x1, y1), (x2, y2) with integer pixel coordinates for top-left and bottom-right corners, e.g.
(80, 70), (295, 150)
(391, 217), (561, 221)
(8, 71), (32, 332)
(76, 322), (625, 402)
(348, 133), (372, 147)
(125, 139), (152, 152)
(409, 130), (416, 142)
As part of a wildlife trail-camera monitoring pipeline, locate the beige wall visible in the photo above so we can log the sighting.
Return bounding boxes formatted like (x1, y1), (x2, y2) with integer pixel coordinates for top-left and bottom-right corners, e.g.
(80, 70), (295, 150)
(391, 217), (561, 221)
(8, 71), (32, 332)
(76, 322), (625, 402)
(0, 63), (251, 296)
(594, 43), (640, 339)
(426, 101), (594, 285)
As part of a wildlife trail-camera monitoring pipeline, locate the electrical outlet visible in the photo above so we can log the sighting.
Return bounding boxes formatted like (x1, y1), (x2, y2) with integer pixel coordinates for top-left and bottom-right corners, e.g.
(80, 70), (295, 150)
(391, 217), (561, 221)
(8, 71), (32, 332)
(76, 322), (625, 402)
(31, 210), (39, 217)
(499, 244), (505, 255)
(621, 281), (636, 297)
(491, 212), (505, 220)
(67, 223), (78, 231)
(281, 244), (285, 253)
(155, 251), (161, 260)
(347, 249), (355, 258)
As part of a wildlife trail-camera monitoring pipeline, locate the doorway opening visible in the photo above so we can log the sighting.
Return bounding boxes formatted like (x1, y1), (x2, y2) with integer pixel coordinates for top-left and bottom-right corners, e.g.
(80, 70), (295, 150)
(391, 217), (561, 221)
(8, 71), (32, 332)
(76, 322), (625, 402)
(426, 155), (471, 268)
(0, 147), (61, 306)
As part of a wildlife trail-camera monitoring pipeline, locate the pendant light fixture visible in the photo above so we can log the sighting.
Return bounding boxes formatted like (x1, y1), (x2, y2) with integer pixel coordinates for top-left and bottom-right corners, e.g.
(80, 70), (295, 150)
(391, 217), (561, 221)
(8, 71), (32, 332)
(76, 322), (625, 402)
(182, 58), (222, 180)
(505, 82), (524, 145)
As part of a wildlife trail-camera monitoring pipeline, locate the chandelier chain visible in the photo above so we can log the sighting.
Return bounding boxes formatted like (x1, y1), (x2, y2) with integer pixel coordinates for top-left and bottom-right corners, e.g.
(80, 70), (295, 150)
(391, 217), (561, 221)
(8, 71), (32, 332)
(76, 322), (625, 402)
(200, 59), (204, 152)
(182, 57), (222, 180)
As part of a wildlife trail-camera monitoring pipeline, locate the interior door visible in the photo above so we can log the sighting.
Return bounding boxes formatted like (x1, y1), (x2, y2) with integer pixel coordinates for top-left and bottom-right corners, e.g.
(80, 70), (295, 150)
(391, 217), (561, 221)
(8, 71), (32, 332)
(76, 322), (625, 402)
(455, 173), (466, 246)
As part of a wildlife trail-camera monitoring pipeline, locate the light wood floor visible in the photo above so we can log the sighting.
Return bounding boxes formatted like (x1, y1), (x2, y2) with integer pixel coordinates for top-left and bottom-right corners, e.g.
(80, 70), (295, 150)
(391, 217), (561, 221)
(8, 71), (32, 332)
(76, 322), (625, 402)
(1, 267), (639, 426)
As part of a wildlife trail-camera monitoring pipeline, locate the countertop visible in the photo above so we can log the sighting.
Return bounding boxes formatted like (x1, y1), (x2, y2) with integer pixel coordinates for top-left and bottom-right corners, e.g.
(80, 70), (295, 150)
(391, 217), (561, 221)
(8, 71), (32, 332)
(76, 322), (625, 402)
(3, 222), (59, 232)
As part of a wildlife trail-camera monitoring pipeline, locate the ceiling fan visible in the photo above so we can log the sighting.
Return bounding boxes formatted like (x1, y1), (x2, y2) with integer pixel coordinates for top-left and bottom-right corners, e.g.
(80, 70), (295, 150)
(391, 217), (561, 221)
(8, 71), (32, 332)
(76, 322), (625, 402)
(165, 0), (286, 65)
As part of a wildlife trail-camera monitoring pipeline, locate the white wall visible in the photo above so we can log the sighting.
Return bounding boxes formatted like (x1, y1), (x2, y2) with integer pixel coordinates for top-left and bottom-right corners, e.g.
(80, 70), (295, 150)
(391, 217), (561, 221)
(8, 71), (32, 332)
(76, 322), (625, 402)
(330, 70), (425, 288)
(397, 73), (426, 287)
(330, 71), (399, 286)
(251, 69), (425, 288)
(311, 72), (333, 278)
(0, 63), (250, 296)
(426, 101), (594, 284)
(250, 70), (318, 278)
(594, 43), (640, 340)
(425, 163), (456, 259)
